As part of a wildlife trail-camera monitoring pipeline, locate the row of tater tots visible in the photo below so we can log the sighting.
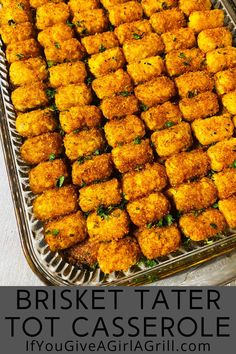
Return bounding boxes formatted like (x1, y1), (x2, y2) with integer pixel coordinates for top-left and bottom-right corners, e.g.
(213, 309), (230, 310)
(0, 0), (236, 275)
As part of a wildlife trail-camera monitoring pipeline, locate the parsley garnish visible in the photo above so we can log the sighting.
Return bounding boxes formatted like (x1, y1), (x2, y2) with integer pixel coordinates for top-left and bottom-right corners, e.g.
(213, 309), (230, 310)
(46, 88), (56, 100)
(66, 20), (75, 28)
(165, 121), (174, 128)
(147, 214), (175, 229)
(49, 153), (55, 161)
(230, 160), (236, 168)
(56, 176), (65, 188)
(119, 91), (132, 97)
(210, 223), (217, 230)
(86, 77), (93, 86)
(54, 42), (60, 49)
(133, 33), (143, 40)
(16, 53), (24, 60)
(140, 103), (149, 112)
(134, 137), (142, 145)
(179, 52), (186, 59)
(99, 44), (106, 52)
(213, 203), (219, 209)
(47, 60), (55, 68)
(17, 3), (25, 10)
(8, 19), (16, 26)
(93, 149), (100, 156)
(52, 229), (59, 236)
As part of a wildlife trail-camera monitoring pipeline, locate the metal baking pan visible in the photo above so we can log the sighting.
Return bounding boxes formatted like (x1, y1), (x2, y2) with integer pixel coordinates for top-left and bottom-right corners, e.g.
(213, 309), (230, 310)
(0, 0), (236, 286)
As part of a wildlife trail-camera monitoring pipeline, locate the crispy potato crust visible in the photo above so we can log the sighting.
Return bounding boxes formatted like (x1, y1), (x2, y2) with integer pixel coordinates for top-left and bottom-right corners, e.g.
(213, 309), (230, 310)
(150, 8), (186, 34)
(206, 47), (236, 73)
(108, 1), (143, 26)
(115, 19), (152, 44)
(175, 71), (214, 98)
(97, 237), (141, 274)
(10, 57), (48, 87)
(179, 0), (211, 16)
(101, 95), (139, 119)
(136, 225), (181, 260)
(213, 168), (236, 200)
(0, 22), (34, 45)
(142, 0), (178, 17)
(63, 238), (100, 268)
(179, 209), (227, 241)
(188, 9), (224, 33)
(81, 32), (119, 55)
(219, 196), (236, 229)
(198, 27), (232, 53)
(215, 68), (236, 95)
(207, 138), (236, 172)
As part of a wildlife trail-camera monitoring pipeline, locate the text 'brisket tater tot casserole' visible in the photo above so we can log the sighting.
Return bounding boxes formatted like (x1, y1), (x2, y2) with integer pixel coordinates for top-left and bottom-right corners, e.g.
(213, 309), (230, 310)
(0, 0), (236, 275)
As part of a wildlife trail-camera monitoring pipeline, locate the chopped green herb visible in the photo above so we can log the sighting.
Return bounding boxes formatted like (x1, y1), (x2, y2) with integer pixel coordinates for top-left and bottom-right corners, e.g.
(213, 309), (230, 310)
(119, 197), (128, 210)
(143, 259), (158, 268)
(16, 53), (24, 60)
(66, 20), (75, 28)
(148, 274), (159, 282)
(54, 42), (60, 49)
(134, 137), (142, 145)
(119, 91), (132, 97)
(52, 229), (59, 236)
(86, 77), (93, 86)
(97, 205), (110, 220)
(165, 214), (175, 226)
(133, 33), (143, 40)
(183, 61), (190, 66)
(161, 2), (168, 10)
(93, 149), (100, 156)
(182, 237), (191, 249)
(99, 44), (106, 52)
(47, 60), (55, 68)
(140, 103), (148, 112)
(56, 176), (65, 188)
(73, 129), (80, 134)
(165, 121), (175, 128)
(187, 90), (198, 98)
(49, 153), (56, 161)
(210, 223), (218, 230)
(179, 52), (186, 59)
(81, 28), (89, 35)
(81, 181), (87, 188)
(50, 104), (58, 112)
(46, 88), (56, 100)
(108, 24), (115, 32)
(230, 160), (236, 168)
(213, 203), (219, 209)
(147, 223), (153, 229)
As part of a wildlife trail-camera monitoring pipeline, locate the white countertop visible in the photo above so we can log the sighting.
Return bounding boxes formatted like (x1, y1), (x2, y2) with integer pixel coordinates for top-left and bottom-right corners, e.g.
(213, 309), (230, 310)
(1, 142), (236, 287)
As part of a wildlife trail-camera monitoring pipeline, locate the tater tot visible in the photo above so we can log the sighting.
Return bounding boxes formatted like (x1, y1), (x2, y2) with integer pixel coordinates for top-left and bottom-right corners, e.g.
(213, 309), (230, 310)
(29, 159), (69, 195)
(206, 47), (236, 73)
(134, 77), (176, 107)
(215, 68), (236, 95)
(150, 9), (186, 35)
(37, 23), (74, 48)
(10, 57), (47, 87)
(179, 209), (226, 241)
(188, 10), (225, 33)
(105, 115), (145, 147)
(59, 105), (102, 134)
(192, 114), (234, 146)
(63, 238), (99, 268)
(11, 82), (48, 112)
(30, 0), (64, 8)
(79, 178), (122, 212)
(219, 196), (236, 229)
(123, 33), (164, 63)
(115, 19), (152, 44)
(97, 237), (140, 274)
(100, 95), (139, 120)
(73, 9), (108, 36)
(6, 39), (40, 64)
(36, 3), (69, 30)
(0, 22), (34, 45)
(45, 211), (87, 252)
(168, 178), (218, 212)
(0, 2), (31, 25)
(122, 162), (167, 201)
(141, 101), (182, 131)
(127, 192), (170, 227)
(92, 69), (133, 99)
(127, 56), (165, 84)
(198, 27), (232, 53)
(108, 1), (143, 26)
(162, 28), (196, 53)
(213, 169), (236, 200)
(20, 133), (63, 165)
(87, 209), (129, 242)
(64, 129), (105, 161)
(44, 39), (85, 64)
(68, 0), (99, 14)
(207, 138), (236, 172)
(166, 149), (210, 187)
(175, 71), (214, 98)
(16, 108), (57, 138)
(179, 0), (211, 16)
(141, 0), (178, 17)
(179, 92), (219, 121)
(136, 225), (181, 260)
(81, 32), (119, 55)
(151, 122), (193, 157)
(72, 153), (113, 187)
(88, 47), (125, 77)
(166, 48), (206, 77)
(33, 185), (78, 221)
(112, 139), (154, 173)
(222, 91), (236, 115)
(55, 84), (92, 111)
(101, 0), (129, 9)
(49, 62), (87, 88)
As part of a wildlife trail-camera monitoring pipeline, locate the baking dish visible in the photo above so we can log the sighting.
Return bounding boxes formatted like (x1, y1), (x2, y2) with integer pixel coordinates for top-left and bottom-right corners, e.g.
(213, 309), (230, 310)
(0, 0), (236, 286)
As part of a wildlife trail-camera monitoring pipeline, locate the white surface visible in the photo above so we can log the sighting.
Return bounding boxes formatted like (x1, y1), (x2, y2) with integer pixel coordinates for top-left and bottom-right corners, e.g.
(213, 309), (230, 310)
(0, 142), (236, 286)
